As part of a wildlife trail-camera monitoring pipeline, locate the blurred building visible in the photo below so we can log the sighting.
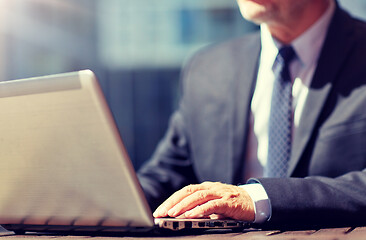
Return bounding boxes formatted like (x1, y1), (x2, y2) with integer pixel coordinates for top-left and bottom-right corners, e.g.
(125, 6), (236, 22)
(96, 0), (254, 69)
(0, 0), (97, 80)
(0, 0), (364, 169)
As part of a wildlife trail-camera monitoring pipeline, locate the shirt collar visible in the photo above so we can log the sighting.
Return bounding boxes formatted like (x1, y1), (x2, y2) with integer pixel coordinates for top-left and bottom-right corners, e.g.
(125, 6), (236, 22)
(260, 0), (336, 67)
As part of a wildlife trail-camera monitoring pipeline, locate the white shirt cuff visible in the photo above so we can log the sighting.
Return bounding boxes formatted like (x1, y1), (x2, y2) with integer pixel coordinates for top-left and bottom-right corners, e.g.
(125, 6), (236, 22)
(239, 183), (271, 224)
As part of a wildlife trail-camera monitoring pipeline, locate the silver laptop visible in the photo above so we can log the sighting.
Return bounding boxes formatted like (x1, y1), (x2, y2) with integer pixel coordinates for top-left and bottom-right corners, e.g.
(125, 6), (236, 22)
(0, 70), (248, 234)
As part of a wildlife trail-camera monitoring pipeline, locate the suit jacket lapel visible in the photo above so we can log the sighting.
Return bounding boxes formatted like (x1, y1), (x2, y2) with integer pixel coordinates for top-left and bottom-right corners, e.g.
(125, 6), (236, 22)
(288, 6), (355, 176)
(230, 34), (261, 183)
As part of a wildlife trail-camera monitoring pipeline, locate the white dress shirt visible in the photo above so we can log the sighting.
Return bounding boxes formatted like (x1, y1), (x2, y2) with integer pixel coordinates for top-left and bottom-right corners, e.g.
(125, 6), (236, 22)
(240, 1), (336, 223)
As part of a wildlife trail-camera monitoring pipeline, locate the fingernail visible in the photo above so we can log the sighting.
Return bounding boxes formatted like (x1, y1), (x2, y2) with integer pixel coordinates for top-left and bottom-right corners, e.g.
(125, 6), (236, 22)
(153, 208), (165, 217)
(167, 208), (177, 217)
(185, 210), (194, 218)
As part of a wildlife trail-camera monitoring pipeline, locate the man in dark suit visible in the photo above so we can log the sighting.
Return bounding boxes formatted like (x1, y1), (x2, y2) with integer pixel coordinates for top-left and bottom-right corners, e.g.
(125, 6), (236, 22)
(138, 0), (366, 227)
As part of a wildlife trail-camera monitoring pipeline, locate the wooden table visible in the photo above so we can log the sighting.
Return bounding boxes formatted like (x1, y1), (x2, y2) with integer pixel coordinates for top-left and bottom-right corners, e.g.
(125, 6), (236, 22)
(0, 226), (365, 240)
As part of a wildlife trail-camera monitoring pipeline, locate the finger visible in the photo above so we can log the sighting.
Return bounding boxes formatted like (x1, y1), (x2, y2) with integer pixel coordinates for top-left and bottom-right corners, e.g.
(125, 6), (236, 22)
(184, 199), (226, 219)
(185, 199), (254, 221)
(167, 190), (220, 217)
(175, 213), (210, 219)
(153, 184), (208, 217)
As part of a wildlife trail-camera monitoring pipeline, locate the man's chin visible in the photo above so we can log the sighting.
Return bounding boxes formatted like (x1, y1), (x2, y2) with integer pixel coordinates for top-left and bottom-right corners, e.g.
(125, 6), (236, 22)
(237, 1), (273, 24)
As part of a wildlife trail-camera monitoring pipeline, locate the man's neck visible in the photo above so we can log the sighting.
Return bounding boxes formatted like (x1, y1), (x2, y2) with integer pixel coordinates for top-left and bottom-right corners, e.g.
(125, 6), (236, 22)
(266, 0), (332, 44)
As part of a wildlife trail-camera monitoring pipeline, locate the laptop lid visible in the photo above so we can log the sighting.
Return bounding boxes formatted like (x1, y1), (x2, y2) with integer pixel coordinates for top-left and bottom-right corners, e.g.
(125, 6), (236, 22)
(0, 70), (248, 234)
(0, 70), (154, 231)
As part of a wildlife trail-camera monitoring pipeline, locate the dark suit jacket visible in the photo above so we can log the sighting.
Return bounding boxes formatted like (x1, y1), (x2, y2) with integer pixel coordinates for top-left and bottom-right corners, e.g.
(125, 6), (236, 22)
(138, 5), (366, 227)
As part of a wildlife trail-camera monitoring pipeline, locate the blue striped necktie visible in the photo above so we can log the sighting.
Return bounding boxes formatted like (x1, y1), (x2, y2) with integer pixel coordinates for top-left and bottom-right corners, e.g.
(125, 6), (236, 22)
(265, 46), (296, 178)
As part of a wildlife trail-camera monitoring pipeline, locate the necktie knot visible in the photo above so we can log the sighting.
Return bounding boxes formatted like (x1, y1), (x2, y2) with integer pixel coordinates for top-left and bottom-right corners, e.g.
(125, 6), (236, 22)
(273, 46), (296, 83)
(278, 45), (296, 65)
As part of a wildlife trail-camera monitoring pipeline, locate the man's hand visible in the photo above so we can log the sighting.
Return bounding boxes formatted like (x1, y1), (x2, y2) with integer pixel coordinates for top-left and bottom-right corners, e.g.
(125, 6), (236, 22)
(153, 181), (255, 221)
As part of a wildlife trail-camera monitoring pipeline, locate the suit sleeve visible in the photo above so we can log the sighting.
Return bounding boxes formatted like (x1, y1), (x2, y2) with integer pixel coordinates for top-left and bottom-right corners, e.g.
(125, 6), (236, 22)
(253, 170), (366, 228)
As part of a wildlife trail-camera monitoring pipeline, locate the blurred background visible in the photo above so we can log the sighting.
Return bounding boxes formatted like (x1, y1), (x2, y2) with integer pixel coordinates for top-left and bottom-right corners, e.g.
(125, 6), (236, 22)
(0, 0), (364, 170)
